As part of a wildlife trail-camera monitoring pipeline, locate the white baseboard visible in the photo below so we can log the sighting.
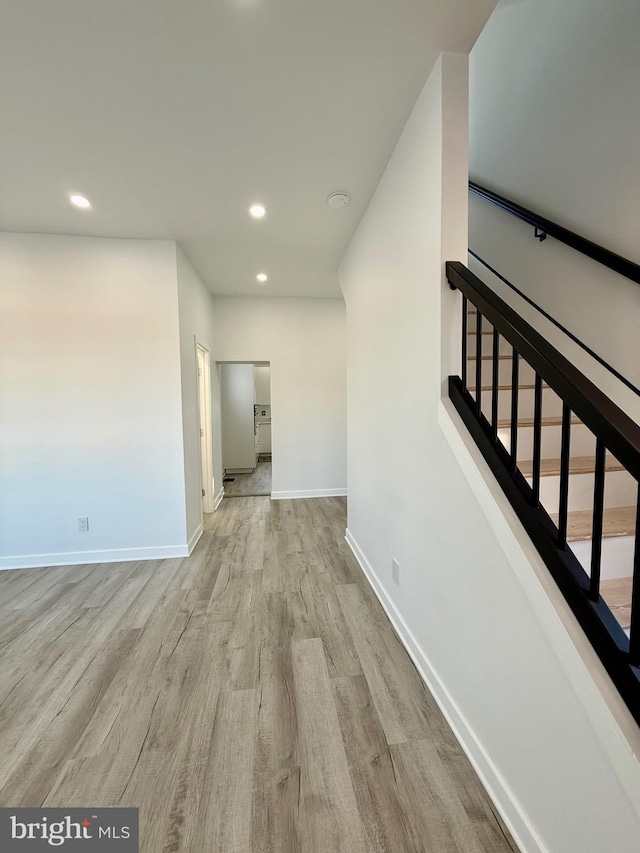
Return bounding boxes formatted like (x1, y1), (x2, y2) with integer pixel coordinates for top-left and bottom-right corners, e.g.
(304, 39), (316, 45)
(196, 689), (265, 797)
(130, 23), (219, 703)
(0, 543), (191, 571)
(214, 487), (225, 510)
(187, 523), (203, 555)
(271, 488), (347, 500)
(344, 527), (544, 853)
(226, 468), (253, 474)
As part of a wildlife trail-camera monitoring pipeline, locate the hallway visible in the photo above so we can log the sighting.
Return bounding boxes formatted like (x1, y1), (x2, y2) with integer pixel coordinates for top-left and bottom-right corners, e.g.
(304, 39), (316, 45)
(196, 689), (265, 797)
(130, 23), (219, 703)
(224, 460), (272, 496)
(0, 497), (516, 852)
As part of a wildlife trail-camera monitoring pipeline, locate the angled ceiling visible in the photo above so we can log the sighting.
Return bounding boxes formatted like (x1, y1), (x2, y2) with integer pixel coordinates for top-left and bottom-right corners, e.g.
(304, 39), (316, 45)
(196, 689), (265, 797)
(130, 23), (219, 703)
(1, 0), (495, 297)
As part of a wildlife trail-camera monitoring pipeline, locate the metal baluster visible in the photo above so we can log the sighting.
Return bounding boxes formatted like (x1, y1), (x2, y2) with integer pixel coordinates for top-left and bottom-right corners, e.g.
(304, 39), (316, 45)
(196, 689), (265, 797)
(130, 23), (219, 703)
(491, 328), (499, 439)
(475, 312), (482, 417)
(628, 485), (640, 665)
(557, 403), (572, 549)
(531, 372), (543, 506)
(589, 439), (606, 601)
(461, 296), (468, 390)
(510, 348), (519, 470)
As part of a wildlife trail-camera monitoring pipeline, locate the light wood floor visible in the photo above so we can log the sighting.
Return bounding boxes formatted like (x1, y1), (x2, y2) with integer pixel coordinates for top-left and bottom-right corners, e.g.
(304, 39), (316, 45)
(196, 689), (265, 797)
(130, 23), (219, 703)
(224, 460), (272, 496)
(0, 497), (517, 852)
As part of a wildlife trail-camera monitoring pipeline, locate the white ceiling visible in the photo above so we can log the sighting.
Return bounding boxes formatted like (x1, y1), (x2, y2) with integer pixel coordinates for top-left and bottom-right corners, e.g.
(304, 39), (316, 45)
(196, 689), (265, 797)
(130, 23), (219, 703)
(1, 0), (495, 297)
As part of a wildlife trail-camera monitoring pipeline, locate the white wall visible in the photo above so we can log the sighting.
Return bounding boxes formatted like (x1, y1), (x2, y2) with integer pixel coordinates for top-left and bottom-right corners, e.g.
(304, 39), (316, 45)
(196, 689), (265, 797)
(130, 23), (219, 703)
(338, 52), (640, 853)
(176, 245), (223, 545)
(254, 365), (271, 404)
(220, 363), (256, 472)
(0, 233), (189, 567)
(469, 0), (640, 390)
(212, 297), (346, 498)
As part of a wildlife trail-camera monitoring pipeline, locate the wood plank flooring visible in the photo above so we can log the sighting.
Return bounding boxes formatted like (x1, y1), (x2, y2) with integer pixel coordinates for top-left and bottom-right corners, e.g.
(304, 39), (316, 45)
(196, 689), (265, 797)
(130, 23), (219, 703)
(0, 497), (517, 852)
(224, 461), (272, 496)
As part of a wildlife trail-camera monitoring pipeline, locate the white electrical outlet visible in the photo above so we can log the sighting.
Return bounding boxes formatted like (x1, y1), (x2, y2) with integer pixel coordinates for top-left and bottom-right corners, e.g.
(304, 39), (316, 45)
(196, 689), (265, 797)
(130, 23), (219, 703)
(392, 558), (400, 586)
(78, 516), (89, 532)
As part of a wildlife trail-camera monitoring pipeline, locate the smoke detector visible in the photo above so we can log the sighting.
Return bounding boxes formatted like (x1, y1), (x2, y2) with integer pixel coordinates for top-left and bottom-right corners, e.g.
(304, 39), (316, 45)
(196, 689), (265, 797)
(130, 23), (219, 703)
(327, 191), (350, 208)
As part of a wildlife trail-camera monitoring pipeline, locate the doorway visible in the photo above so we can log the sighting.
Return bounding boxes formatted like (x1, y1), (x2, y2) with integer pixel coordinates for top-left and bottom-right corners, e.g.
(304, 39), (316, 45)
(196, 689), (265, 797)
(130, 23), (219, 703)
(197, 344), (215, 513)
(219, 362), (272, 497)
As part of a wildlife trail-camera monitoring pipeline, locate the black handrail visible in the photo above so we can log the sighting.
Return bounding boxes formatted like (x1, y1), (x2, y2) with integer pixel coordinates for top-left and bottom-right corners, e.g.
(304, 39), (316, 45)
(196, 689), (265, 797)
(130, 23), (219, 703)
(469, 180), (640, 286)
(447, 261), (640, 724)
(447, 262), (640, 479)
(469, 249), (640, 399)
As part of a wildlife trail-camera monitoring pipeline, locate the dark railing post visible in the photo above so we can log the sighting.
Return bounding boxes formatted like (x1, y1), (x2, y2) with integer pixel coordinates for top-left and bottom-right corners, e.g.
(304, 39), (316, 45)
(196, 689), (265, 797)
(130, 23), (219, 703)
(557, 404), (572, 549)
(510, 349), (519, 469)
(491, 328), (500, 439)
(628, 487), (640, 666)
(531, 373), (543, 506)
(475, 312), (482, 417)
(461, 295), (468, 390)
(589, 439), (607, 602)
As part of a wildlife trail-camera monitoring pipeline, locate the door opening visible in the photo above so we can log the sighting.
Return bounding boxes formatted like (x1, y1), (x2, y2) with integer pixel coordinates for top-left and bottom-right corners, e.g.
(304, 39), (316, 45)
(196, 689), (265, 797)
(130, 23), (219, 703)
(219, 362), (272, 498)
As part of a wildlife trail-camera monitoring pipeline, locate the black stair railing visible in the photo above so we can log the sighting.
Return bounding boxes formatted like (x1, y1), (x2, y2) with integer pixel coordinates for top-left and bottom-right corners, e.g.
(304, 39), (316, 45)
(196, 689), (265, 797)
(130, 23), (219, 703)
(447, 260), (640, 724)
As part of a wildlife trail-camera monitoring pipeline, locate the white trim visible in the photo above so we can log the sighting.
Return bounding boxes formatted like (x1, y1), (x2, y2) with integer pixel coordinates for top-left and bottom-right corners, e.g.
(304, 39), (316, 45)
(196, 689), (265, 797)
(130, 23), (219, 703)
(0, 544), (190, 571)
(271, 488), (347, 500)
(226, 468), (253, 475)
(344, 527), (545, 853)
(214, 487), (225, 510)
(187, 523), (203, 555)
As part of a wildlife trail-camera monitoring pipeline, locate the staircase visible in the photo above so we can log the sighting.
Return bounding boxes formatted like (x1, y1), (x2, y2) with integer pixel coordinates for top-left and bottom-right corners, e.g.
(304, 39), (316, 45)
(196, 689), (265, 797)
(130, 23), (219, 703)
(447, 260), (640, 724)
(467, 308), (636, 634)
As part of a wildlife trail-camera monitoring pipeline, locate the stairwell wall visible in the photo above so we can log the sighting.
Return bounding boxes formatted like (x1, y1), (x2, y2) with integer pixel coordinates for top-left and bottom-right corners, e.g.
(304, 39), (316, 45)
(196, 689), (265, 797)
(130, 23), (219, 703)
(469, 0), (640, 390)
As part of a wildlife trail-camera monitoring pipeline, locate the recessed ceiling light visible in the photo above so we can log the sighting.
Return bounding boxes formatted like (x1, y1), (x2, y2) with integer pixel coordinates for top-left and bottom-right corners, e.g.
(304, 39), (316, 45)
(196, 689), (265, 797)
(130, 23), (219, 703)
(256, 273), (268, 282)
(69, 194), (91, 209)
(327, 191), (350, 208)
(249, 204), (266, 219)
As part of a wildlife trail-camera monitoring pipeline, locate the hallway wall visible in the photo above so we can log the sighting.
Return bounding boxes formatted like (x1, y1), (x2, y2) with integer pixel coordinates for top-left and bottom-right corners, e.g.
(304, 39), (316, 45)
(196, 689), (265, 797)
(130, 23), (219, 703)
(0, 233), (188, 566)
(212, 296), (346, 498)
(338, 52), (640, 853)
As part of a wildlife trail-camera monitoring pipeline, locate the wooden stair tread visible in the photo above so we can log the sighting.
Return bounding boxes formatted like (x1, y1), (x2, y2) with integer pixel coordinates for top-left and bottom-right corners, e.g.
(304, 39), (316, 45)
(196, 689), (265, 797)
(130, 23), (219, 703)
(468, 354), (513, 361)
(468, 383), (551, 392)
(600, 577), (632, 631)
(519, 455), (625, 478)
(471, 384), (536, 392)
(498, 415), (582, 429)
(550, 506), (636, 542)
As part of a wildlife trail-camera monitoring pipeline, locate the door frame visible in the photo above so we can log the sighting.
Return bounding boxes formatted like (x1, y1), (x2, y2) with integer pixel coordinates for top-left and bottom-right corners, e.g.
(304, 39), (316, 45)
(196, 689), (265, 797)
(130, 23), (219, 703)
(196, 342), (215, 513)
